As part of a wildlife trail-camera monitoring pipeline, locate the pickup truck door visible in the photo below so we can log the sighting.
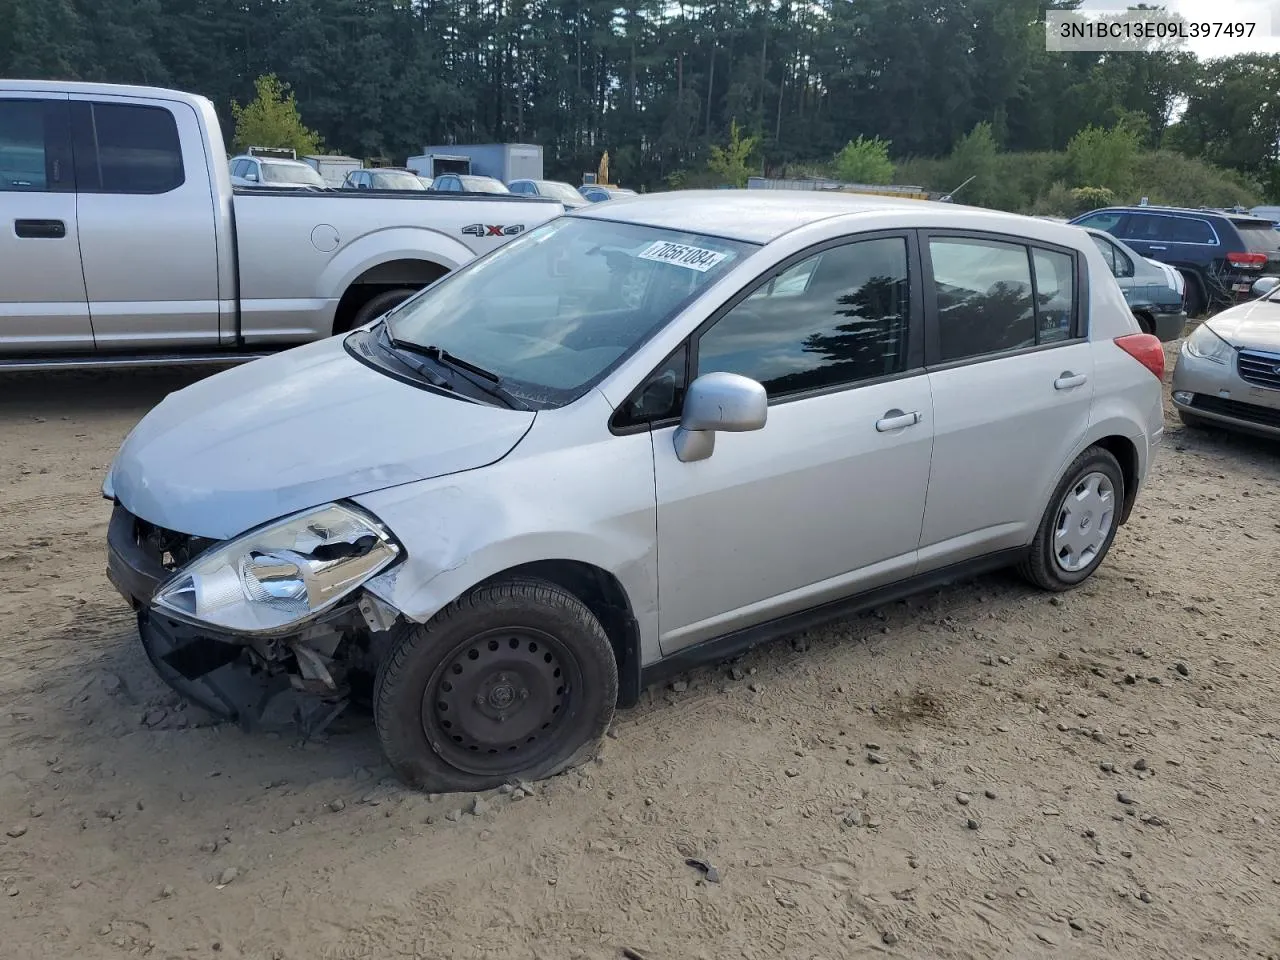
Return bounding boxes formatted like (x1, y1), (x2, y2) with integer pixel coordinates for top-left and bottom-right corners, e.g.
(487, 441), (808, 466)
(0, 94), (93, 354)
(69, 95), (221, 349)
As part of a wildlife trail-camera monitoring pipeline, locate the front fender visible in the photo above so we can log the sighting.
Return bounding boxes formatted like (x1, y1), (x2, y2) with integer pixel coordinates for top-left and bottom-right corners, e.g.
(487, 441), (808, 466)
(352, 406), (662, 666)
(318, 226), (478, 300)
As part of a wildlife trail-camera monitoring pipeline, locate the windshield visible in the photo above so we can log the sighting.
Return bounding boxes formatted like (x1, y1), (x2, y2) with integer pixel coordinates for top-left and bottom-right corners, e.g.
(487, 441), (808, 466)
(385, 217), (755, 405)
(537, 181), (588, 204)
(461, 176), (509, 194)
(372, 170), (426, 190)
(262, 162), (325, 187)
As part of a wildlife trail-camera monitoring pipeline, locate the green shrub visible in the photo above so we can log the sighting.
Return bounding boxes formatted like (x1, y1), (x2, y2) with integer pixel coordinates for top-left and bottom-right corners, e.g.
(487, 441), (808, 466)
(834, 136), (895, 184)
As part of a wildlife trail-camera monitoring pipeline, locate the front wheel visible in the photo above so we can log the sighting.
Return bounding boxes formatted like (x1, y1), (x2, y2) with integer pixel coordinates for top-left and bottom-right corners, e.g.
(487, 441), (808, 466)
(373, 578), (618, 792)
(1019, 446), (1125, 592)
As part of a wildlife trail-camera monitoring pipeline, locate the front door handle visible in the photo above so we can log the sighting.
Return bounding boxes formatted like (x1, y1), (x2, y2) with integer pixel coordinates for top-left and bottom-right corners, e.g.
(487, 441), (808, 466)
(875, 409), (921, 432)
(14, 219), (66, 239)
(1054, 372), (1088, 390)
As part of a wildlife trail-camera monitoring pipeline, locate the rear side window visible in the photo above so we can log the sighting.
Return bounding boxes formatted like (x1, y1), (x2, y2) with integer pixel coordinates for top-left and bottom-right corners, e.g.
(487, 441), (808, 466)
(71, 101), (184, 194)
(930, 238), (1035, 361)
(1075, 211), (1124, 232)
(929, 236), (1078, 362)
(1125, 213), (1215, 244)
(0, 99), (72, 193)
(1090, 234), (1117, 273)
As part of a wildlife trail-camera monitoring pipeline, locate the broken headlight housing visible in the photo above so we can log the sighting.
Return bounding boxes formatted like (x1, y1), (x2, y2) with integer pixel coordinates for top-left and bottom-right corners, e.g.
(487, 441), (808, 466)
(153, 503), (400, 634)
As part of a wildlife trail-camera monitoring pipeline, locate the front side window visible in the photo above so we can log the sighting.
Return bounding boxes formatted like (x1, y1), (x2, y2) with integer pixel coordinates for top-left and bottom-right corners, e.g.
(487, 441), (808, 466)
(71, 102), (184, 194)
(931, 237), (1036, 361)
(696, 236), (911, 398)
(385, 217), (755, 406)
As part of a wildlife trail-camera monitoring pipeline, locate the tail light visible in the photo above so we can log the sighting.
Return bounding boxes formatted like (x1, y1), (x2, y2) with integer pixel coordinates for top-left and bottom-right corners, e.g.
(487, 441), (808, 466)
(1226, 251), (1267, 268)
(1114, 333), (1165, 380)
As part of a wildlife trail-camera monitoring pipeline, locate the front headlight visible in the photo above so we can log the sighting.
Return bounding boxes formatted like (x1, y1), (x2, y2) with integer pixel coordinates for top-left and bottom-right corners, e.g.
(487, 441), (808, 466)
(153, 503), (400, 634)
(1185, 324), (1233, 364)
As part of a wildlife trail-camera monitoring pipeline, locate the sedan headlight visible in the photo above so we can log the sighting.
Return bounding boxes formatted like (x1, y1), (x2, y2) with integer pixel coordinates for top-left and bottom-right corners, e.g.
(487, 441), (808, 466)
(153, 503), (400, 634)
(1185, 323), (1233, 364)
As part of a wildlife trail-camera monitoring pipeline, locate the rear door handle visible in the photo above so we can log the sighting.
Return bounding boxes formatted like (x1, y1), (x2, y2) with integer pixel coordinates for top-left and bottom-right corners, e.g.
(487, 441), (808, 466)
(1054, 372), (1088, 390)
(875, 409), (921, 432)
(1148, 245), (1167, 251)
(14, 219), (66, 239)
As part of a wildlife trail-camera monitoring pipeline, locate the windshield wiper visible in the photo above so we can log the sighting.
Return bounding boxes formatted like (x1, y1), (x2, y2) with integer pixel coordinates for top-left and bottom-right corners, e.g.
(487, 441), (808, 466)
(386, 336), (529, 410)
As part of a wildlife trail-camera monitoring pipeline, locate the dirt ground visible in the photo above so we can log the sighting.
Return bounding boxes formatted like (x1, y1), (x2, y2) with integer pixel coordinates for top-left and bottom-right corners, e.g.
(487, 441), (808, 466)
(1, 342), (1278, 960)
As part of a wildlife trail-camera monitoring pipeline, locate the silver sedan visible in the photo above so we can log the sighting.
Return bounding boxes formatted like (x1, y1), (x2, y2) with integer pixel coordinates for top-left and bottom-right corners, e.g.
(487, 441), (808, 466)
(1171, 277), (1280, 438)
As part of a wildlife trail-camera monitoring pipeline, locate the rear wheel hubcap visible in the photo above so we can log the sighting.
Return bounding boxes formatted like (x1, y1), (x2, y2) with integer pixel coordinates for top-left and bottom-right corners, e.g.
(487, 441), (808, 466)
(1053, 471), (1115, 573)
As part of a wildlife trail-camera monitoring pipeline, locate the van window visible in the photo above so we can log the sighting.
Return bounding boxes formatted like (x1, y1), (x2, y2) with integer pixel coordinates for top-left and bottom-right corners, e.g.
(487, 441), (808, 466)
(72, 101), (185, 194)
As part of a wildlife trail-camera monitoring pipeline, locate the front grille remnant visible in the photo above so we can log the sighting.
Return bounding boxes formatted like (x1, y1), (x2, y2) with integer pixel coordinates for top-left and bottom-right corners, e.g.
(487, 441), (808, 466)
(128, 511), (217, 572)
(1237, 350), (1280, 391)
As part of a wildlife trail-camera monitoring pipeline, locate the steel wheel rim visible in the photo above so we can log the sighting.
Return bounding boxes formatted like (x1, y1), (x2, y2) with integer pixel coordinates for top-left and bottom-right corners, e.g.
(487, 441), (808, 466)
(422, 626), (581, 776)
(1052, 470), (1115, 573)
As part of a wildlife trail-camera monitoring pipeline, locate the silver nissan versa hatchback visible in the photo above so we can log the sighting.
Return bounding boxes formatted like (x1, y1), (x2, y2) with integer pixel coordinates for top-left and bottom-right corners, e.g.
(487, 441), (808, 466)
(103, 191), (1165, 792)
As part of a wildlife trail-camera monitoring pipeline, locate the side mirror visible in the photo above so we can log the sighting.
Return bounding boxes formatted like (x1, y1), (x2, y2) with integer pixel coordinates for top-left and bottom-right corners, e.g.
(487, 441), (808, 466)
(1252, 276), (1278, 298)
(245, 172), (259, 182)
(673, 372), (768, 463)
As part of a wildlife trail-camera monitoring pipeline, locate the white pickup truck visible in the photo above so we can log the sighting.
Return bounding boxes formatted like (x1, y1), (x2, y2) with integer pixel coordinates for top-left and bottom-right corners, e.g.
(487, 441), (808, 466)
(0, 80), (565, 370)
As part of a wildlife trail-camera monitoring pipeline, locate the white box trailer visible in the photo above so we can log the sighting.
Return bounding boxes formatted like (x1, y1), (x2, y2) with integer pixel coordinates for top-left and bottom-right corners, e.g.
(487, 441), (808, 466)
(410, 144), (544, 184)
(302, 154), (363, 188)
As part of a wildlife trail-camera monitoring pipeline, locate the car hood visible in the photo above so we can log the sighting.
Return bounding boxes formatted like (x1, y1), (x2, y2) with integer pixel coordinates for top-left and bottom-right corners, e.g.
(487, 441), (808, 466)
(108, 336), (535, 540)
(1207, 298), (1280, 352)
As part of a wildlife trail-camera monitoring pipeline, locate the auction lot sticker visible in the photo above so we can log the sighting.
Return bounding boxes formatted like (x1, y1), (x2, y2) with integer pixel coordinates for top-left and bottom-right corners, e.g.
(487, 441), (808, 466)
(638, 240), (729, 272)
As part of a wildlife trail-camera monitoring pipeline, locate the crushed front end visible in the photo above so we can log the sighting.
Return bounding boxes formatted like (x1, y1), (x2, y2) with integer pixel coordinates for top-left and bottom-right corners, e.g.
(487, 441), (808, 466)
(105, 501), (406, 737)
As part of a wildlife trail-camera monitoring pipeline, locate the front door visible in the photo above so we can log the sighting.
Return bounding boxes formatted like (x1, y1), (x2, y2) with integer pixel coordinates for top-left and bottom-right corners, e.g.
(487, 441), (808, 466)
(918, 233), (1095, 568)
(0, 95), (92, 354)
(651, 233), (935, 653)
(70, 96), (222, 349)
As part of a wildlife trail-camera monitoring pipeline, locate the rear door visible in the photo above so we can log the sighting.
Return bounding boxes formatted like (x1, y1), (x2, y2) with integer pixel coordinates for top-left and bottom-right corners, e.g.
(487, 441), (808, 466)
(0, 95), (93, 354)
(1117, 211), (1216, 264)
(70, 95), (221, 349)
(918, 232), (1095, 570)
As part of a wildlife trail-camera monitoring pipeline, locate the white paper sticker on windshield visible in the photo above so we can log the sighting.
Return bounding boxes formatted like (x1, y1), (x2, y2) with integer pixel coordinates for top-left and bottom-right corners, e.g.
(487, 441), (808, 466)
(637, 240), (729, 273)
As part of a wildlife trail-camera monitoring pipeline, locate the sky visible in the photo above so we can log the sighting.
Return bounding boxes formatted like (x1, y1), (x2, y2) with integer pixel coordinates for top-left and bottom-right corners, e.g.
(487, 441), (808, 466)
(1074, 0), (1280, 58)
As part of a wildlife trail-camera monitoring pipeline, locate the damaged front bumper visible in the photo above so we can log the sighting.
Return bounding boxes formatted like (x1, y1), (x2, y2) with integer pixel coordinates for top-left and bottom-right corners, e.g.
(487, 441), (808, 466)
(106, 503), (401, 736)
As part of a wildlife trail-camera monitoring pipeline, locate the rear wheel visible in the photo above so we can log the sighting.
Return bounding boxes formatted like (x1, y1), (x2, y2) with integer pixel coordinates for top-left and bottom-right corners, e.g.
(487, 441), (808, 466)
(1019, 446), (1124, 592)
(348, 287), (418, 332)
(373, 577), (618, 792)
(1180, 272), (1206, 318)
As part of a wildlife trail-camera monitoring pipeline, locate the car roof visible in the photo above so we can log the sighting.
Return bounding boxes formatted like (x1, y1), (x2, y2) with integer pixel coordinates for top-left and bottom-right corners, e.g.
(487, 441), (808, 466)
(570, 189), (1074, 245)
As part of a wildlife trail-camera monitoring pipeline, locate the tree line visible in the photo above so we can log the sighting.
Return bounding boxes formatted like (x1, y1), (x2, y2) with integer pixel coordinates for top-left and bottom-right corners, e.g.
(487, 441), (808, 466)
(2, 0), (1277, 201)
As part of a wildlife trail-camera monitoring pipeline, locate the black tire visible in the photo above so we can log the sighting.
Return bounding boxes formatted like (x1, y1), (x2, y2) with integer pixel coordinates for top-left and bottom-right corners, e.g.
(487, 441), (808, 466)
(373, 577), (618, 792)
(1180, 272), (1206, 318)
(1134, 312), (1154, 336)
(1178, 411), (1210, 430)
(1019, 446), (1125, 592)
(349, 287), (418, 332)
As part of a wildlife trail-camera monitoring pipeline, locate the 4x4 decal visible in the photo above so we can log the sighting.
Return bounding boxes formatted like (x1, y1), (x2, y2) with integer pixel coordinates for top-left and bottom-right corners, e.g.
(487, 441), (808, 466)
(462, 223), (525, 237)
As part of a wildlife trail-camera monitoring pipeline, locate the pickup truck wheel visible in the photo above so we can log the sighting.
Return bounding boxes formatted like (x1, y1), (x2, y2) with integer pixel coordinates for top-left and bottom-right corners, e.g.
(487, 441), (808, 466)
(373, 577), (618, 793)
(350, 288), (418, 331)
(1019, 446), (1124, 592)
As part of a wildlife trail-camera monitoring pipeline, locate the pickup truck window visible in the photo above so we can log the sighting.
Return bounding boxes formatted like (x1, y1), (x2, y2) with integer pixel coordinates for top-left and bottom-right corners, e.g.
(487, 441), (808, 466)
(0, 100), (72, 193)
(71, 101), (184, 195)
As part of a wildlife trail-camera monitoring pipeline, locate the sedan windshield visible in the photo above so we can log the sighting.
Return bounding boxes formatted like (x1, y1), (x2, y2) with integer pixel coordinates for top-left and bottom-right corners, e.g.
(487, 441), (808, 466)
(461, 176), (509, 194)
(372, 170), (427, 190)
(385, 217), (755, 405)
(262, 162), (325, 187)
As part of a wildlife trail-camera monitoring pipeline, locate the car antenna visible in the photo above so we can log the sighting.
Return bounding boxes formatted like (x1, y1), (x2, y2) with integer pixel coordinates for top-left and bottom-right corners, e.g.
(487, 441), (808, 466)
(938, 175), (976, 204)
